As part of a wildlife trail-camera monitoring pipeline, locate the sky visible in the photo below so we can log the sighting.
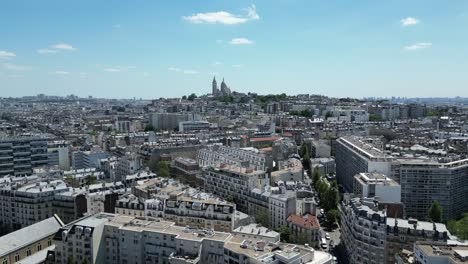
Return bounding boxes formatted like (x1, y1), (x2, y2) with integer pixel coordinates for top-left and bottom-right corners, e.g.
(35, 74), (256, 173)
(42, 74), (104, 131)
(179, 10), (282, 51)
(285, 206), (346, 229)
(1, 0), (468, 99)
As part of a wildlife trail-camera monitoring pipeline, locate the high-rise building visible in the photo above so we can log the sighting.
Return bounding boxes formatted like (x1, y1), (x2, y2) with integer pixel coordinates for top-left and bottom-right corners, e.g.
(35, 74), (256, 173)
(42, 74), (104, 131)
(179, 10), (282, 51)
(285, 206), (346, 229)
(396, 158), (468, 221)
(0, 135), (48, 177)
(335, 136), (393, 192)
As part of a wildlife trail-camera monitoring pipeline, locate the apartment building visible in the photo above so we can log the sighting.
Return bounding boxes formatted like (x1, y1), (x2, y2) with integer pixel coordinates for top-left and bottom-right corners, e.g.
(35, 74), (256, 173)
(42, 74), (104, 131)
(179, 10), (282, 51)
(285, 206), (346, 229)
(0, 135), (48, 177)
(353, 172), (401, 203)
(198, 144), (272, 171)
(0, 180), (68, 230)
(204, 164), (269, 213)
(396, 158), (468, 221)
(178, 120), (211, 132)
(49, 213), (334, 264)
(0, 215), (63, 264)
(340, 197), (388, 264)
(164, 194), (235, 232)
(341, 197), (450, 264)
(287, 214), (321, 247)
(336, 136), (394, 191)
(386, 218), (449, 264)
(411, 242), (468, 264)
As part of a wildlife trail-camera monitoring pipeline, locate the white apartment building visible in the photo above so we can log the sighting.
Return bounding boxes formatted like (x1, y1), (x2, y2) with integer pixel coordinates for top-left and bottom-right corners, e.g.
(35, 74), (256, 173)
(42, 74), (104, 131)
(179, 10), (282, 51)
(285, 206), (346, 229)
(198, 145), (271, 171)
(340, 197), (387, 264)
(204, 164), (269, 213)
(50, 213), (334, 264)
(353, 172), (401, 203)
(0, 180), (68, 230)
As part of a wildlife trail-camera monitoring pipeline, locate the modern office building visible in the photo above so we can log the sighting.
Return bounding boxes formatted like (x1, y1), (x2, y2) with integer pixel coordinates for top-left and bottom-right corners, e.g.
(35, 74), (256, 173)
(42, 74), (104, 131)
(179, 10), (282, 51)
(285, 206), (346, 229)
(396, 158), (468, 221)
(178, 120), (211, 132)
(336, 136), (394, 191)
(0, 135), (48, 177)
(150, 112), (192, 131)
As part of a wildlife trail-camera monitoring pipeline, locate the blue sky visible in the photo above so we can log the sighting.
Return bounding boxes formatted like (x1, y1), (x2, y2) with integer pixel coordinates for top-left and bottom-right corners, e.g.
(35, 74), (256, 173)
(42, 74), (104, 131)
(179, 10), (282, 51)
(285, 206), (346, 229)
(1, 0), (468, 99)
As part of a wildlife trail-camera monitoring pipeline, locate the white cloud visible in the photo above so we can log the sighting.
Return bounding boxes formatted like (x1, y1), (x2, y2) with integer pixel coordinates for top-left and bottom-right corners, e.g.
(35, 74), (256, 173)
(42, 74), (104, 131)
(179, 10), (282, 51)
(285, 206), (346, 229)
(212, 61), (222, 66)
(183, 4), (259, 25)
(104, 68), (122, 72)
(0, 51), (16, 59)
(51, 43), (76, 51)
(53, 70), (70, 75)
(3, 63), (30, 71)
(168, 67), (198, 74)
(37, 49), (59, 54)
(102, 65), (135, 72)
(400, 17), (420, 27)
(404, 42), (432, 50)
(230, 38), (254, 45)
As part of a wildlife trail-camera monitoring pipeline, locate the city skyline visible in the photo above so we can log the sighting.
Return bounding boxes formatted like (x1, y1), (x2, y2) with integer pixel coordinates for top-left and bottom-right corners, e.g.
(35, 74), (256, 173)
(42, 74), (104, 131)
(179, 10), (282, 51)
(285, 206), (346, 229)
(1, 0), (468, 98)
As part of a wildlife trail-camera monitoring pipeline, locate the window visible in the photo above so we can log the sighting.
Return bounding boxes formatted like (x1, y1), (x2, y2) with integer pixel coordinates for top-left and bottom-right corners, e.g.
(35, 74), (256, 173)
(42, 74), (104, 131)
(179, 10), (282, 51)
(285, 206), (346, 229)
(37, 244), (42, 251)
(14, 255), (20, 262)
(27, 249), (31, 256)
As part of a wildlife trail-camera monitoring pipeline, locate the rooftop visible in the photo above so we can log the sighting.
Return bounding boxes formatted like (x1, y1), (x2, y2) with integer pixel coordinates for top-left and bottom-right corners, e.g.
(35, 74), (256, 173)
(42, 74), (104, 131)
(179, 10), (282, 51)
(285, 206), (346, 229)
(0, 215), (63, 257)
(287, 214), (320, 229)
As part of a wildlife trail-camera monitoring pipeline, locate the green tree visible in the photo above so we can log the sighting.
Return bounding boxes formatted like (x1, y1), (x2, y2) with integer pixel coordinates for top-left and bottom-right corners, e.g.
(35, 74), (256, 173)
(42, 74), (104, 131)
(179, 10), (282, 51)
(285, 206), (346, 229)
(312, 167), (321, 186)
(323, 186), (339, 211)
(447, 213), (468, 240)
(85, 176), (97, 186)
(325, 112), (333, 119)
(275, 226), (291, 242)
(326, 209), (340, 225)
(255, 209), (270, 228)
(428, 200), (443, 222)
(156, 161), (170, 178)
(182, 95), (187, 100)
(300, 142), (309, 157)
(144, 124), (154, 132)
(188, 93), (197, 101)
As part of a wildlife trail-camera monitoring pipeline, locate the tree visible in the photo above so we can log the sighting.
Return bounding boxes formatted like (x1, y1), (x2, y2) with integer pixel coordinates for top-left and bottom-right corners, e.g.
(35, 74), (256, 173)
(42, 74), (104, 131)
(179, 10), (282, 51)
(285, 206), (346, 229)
(85, 176), (97, 186)
(447, 213), (468, 240)
(325, 112), (333, 119)
(300, 142), (309, 157)
(312, 167), (321, 186)
(156, 161), (170, 178)
(326, 209), (340, 225)
(182, 95), (187, 100)
(188, 93), (197, 101)
(302, 153), (311, 171)
(144, 124), (154, 132)
(323, 186), (339, 211)
(255, 209), (270, 228)
(275, 226), (291, 242)
(428, 201), (443, 223)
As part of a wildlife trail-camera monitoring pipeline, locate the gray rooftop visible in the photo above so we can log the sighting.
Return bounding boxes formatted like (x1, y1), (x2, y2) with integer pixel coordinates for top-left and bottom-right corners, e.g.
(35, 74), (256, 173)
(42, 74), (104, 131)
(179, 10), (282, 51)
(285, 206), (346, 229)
(0, 216), (63, 257)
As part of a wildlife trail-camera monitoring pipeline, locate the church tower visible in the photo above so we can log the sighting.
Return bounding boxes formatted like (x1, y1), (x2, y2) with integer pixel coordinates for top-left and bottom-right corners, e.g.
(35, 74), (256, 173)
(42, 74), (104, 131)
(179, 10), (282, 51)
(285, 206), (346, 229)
(212, 76), (219, 97)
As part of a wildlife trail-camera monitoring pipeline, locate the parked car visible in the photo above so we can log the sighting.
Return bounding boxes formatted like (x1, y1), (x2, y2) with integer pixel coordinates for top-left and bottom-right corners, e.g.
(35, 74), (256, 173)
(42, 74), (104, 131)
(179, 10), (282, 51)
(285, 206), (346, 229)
(325, 233), (330, 240)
